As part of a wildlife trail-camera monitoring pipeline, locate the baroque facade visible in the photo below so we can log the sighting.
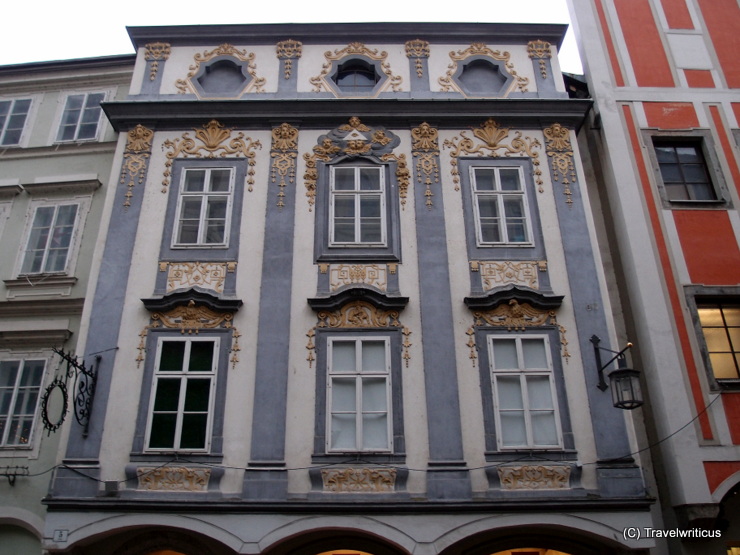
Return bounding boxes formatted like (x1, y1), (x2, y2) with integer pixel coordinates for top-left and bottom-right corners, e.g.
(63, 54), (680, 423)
(0, 55), (134, 553)
(569, 0), (740, 553)
(0, 22), (662, 555)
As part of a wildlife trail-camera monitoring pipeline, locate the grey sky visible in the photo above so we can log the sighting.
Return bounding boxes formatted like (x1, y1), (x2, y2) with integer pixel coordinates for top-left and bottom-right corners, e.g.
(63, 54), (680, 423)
(3, 0), (582, 72)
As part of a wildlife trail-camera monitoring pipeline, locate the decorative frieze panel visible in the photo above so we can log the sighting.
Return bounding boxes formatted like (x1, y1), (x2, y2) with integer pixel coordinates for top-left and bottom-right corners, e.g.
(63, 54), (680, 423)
(411, 122), (440, 209)
(321, 467), (396, 492)
(161, 120), (261, 194)
(443, 118), (543, 192)
(306, 298), (411, 368)
(327, 264), (389, 291)
(276, 39), (302, 79)
(137, 466), (211, 491)
(498, 465), (571, 490)
(159, 261), (236, 294)
(467, 299), (570, 365)
(175, 44), (265, 95)
(470, 260), (547, 291)
(119, 124), (154, 209)
(544, 123), (577, 205)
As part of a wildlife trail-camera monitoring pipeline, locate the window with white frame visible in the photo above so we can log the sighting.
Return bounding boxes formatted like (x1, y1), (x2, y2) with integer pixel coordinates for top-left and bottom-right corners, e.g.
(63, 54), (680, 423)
(329, 166), (386, 247)
(56, 92), (105, 142)
(173, 167), (234, 247)
(471, 166), (531, 245)
(145, 337), (218, 451)
(327, 337), (391, 452)
(0, 98), (32, 146)
(0, 359), (45, 447)
(20, 203), (79, 275)
(489, 335), (561, 449)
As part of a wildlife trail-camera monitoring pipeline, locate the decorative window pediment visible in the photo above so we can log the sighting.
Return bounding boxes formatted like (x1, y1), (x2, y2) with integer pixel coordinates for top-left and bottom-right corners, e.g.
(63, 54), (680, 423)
(439, 43), (528, 97)
(175, 44), (265, 98)
(310, 43), (402, 97)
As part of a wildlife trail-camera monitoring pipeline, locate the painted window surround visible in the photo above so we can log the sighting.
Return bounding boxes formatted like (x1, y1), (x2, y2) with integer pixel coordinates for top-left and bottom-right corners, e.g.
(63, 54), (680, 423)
(312, 328), (405, 464)
(642, 129), (732, 210)
(457, 157), (546, 261)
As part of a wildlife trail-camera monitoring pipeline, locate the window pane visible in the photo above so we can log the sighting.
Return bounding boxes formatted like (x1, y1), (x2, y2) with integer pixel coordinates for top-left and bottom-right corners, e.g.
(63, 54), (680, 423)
(676, 146), (701, 163)
(496, 375), (523, 409)
(531, 411), (559, 445)
(334, 168), (355, 190)
(698, 307), (723, 327)
(474, 168), (496, 191)
(180, 414), (207, 449)
(724, 307), (740, 327)
(153, 379), (181, 411)
(362, 377), (387, 411)
(159, 341), (185, 371)
(332, 342), (356, 372)
(522, 339), (548, 369)
(149, 414), (176, 448)
(492, 339), (518, 370)
(205, 222), (225, 244)
(503, 197), (524, 218)
(0, 361), (20, 388)
(527, 376), (554, 409)
(654, 145), (677, 163)
(359, 168), (381, 190)
(184, 170), (206, 191)
(361, 341), (386, 372)
(333, 196), (355, 218)
(181, 197), (203, 219)
(360, 219), (382, 243)
(499, 412), (526, 446)
(188, 341), (215, 371)
(359, 196), (381, 218)
(477, 196), (498, 218)
(499, 169), (521, 191)
(331, 378), (356, 411)
(330, 414), (356, 449)
(184, 379), (211, 411)
(709, 353), (738, 379)
(205, 198), (227, 219)
(703, 327), (731, 352)
(479, 222), (501, 243)
(683, 163), (709, 184)
(209, 169), (231, 192)
(362, 413), (388, 449)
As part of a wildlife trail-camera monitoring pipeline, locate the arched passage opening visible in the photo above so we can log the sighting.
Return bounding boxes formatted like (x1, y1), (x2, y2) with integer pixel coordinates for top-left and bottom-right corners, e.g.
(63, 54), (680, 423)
(58, 526), (238, 555)
(262, 528), (410, 555)
(437, 527), (629, 555)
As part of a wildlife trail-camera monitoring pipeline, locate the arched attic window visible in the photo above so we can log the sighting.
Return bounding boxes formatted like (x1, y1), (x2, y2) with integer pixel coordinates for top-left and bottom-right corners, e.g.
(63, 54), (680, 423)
(332, 59), (380, 94)
(458, 59), (507, 95)
(196, 59), (248, 96)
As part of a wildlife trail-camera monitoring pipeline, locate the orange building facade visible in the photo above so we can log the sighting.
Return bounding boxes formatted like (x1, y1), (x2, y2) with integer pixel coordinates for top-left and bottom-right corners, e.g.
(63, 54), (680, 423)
(569, 0), (740, 553)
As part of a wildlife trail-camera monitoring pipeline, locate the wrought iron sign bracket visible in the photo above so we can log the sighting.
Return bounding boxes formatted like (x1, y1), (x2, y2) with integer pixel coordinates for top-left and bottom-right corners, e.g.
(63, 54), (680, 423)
(40, 348), (100, 438)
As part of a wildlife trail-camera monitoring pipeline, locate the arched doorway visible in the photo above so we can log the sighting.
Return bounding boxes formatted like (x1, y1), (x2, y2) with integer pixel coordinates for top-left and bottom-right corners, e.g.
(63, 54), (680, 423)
(438, 528), (623, 555)
(262, 529), (410, 555)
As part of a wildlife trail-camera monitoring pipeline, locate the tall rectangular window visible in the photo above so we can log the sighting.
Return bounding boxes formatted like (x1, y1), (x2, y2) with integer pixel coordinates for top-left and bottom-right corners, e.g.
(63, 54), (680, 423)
(327, 337), (391, 452)
(653, 140), (716, 201)
(146, 338), (218, 451)
(20, 203), (79, 274)
(330, 166), (386, 246)
(471, 167), (531, 245)
(0, 359), (45, 446)
(0, 98), (31, 146)
(174, 168), (234, 247)
(489, 335), (561, 449)
(56, 92), (105, 142)
(698, 302), (740, 380)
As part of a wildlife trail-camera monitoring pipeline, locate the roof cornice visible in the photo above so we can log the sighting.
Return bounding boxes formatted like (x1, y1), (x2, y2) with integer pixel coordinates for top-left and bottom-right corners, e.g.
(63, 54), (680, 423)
(103, 98), (592, 131)
(126, 22), (568, 49)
